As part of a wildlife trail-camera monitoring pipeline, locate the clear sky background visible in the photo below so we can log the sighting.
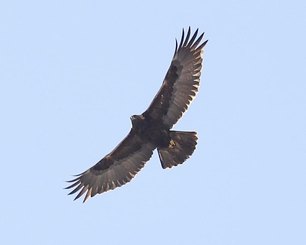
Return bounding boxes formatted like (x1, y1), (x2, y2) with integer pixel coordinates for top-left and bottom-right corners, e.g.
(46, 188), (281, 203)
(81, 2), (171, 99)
(1, 0), (305, 244)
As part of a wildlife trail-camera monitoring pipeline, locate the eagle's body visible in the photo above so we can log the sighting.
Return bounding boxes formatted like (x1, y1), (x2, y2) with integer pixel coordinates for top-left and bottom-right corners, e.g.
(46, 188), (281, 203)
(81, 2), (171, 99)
(130, 114), (169, 147)
(66, 28), (208, 202)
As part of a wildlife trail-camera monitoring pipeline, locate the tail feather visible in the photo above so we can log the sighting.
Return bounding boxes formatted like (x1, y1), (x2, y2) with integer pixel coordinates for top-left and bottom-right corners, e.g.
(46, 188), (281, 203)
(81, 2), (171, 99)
(157, 131), (198, 169)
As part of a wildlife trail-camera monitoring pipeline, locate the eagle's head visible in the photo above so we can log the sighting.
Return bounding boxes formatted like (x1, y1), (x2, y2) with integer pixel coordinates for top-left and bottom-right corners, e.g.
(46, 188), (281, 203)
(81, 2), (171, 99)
(130, 114), (145, 128)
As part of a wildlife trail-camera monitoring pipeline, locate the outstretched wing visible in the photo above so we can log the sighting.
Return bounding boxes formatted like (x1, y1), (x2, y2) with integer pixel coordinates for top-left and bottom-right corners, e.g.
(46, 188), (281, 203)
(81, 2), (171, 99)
(143, 27), (207, 128)
(66, 130), (155, 202)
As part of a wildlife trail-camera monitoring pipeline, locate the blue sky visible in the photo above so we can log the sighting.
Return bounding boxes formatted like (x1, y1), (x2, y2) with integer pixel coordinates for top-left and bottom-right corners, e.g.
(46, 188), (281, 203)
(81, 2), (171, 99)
(1, 0), (305, 244)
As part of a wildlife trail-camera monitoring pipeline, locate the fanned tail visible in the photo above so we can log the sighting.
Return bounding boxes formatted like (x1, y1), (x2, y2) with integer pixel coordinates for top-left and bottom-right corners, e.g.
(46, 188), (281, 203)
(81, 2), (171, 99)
(157, 131), (197, 169)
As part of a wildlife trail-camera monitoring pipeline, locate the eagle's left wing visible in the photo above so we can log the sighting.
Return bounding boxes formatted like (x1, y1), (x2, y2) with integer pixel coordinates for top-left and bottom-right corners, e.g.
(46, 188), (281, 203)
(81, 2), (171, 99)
(66, 129), (155, 202)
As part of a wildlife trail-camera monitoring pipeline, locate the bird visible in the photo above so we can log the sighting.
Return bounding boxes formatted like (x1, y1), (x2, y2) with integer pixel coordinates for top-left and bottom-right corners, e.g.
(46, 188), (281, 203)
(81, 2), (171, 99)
(66, 27), (208, 202)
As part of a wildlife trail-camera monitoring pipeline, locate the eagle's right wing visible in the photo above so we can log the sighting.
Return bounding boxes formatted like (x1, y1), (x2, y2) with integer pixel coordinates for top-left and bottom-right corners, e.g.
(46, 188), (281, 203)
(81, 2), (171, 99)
(143, 28), (207, 128)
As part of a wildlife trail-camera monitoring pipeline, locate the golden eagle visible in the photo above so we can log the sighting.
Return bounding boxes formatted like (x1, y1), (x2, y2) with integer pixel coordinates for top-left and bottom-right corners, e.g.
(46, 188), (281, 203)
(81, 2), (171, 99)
(66, 27), (208, 202)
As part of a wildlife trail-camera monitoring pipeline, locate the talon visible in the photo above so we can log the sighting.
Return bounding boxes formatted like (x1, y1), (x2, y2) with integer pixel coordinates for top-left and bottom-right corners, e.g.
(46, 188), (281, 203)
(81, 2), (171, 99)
(169, 139), (176, 148)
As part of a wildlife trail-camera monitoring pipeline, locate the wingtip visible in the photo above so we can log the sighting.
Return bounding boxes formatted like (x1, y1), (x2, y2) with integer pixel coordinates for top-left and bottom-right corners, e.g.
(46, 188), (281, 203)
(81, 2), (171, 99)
(179, 28), (185, 48)
(176, 27), (207, 51)
(183, 27), (191, 47)
(82, 195), (89, 203)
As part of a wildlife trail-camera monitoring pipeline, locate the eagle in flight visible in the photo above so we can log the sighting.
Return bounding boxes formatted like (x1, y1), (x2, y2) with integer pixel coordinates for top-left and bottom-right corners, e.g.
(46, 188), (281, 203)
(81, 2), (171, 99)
(66, 27), (208, 202)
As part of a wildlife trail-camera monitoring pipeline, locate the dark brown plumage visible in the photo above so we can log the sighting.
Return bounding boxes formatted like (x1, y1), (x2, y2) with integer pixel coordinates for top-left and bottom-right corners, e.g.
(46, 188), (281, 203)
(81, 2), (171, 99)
(66, 27), (208, 202)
